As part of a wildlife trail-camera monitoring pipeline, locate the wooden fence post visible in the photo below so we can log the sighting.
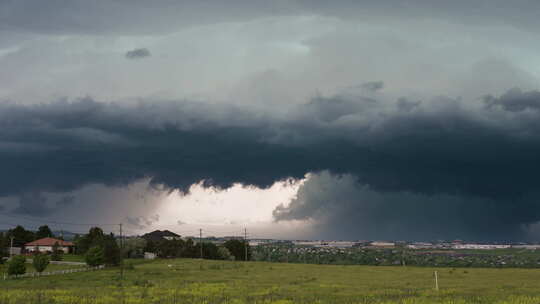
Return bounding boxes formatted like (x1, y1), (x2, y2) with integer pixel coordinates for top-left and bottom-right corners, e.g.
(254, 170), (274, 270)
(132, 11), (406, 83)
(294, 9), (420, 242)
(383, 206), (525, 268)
(434, 271), (439, 291)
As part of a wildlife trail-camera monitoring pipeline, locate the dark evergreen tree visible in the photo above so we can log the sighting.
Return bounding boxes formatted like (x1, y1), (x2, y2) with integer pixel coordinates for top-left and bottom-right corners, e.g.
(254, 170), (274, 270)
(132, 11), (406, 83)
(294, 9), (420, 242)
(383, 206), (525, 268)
(0, 232), (8, 259)
(7, 225), (35, 247)
(102, 234), (121, 266)
(36, 225), (54, 239)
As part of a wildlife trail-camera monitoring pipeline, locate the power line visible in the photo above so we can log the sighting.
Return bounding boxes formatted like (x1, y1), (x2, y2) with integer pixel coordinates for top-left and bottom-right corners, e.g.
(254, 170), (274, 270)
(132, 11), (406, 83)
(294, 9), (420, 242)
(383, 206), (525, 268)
(0, 211), (118, 226)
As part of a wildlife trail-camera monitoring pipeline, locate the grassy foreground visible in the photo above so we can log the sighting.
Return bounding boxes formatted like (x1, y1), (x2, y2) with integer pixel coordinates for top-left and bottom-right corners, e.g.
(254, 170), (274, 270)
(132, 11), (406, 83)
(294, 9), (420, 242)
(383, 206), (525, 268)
(2, 259), (540, 303)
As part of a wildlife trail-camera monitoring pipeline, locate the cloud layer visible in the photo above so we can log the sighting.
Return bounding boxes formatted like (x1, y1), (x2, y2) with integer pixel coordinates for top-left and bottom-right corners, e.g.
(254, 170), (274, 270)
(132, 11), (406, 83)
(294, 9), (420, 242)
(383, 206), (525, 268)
(2, 1), (540, 239)
(2, 87), (540, 239)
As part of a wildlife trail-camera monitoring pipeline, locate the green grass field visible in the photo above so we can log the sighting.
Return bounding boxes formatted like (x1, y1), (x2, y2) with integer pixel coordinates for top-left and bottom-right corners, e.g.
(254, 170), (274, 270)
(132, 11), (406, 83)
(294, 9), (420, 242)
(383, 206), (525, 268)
(2, 259), (540, 303)
(58, 254), (85, 263)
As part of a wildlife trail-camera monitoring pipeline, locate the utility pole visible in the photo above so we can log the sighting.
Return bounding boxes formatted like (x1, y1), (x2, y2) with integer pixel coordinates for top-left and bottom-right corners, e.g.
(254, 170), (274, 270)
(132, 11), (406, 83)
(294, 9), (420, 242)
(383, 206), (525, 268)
(244, 228), (248, 262)
(119, 223), (124, 280)
(10, 237), (14, 258)
(199, 229), (203, 259)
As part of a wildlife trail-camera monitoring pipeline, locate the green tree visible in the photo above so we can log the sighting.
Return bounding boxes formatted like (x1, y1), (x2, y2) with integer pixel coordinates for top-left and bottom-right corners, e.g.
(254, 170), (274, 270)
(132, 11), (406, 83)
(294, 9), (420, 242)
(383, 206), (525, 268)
(218, 246), (234, 260)
(74, 227), (105, 254)
(36, 225), (54, 239)
(85, 246), (104, 267)
(102, 234), (121, 266)
(1, 232), (10, 260)
(32, 254), (50, 273)
(7, 225), (35, 247)
(51, 241), (63, 261)
(7, 255), (26, 275)
(197, 242), (220, 260)
(122, 237), (147, 258)
(223, 239), (252, 261)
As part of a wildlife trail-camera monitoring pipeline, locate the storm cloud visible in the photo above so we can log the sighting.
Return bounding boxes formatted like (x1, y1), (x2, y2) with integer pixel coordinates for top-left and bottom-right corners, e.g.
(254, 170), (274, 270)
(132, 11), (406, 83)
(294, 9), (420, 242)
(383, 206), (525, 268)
(273, 171), (540, 241)
(2, 87), (540, 239)
(2, 0), (540, 240)
(4, 1), (540, 35)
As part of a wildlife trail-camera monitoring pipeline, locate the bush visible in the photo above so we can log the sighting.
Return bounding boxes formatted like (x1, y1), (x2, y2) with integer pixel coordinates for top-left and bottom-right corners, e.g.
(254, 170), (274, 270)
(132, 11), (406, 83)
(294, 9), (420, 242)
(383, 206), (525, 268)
(85, 246), (105, 267)
(8, 255), (27, 275)
(223, 239), (251, 261)
(33, 254), (50, 273)
(218, 246), (234, 261)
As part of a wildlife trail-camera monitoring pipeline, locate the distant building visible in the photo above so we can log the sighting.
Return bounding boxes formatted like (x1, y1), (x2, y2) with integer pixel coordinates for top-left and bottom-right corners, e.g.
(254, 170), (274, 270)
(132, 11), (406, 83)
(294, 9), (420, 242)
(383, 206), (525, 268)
(222, 236), (244, 241)
(25, 238), (74, 253)
(369, 241), (395, 248)
(407, 242), (434, 249)
(144, 252), (157, 260)
(453, 243), (511, 250)
(512, 244), (540, 249)
(142, 230), (181, 242)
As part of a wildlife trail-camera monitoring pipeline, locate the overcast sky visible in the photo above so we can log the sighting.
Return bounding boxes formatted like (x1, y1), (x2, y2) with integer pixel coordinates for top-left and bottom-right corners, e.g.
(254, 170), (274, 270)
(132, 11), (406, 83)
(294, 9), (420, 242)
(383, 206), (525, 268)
(2, 0), (540, 241)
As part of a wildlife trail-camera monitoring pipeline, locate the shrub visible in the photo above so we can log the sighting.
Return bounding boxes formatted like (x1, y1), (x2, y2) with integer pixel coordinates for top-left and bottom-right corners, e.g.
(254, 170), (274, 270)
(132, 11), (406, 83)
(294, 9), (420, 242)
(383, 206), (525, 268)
(85, 246), (105, 266)
(218, 246), (234, 261)
(7, 255), (26, 275)
(33, 254), (50, 273)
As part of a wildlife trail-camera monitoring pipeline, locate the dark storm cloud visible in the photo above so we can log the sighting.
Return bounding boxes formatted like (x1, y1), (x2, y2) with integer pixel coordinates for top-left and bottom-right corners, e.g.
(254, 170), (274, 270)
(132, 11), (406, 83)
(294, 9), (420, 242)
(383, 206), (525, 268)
(0, 0), (298, 35)
(396, 97), (421, 112)
(3, 1), (540, 35)
(125, 48), (151, 60)
(273, 171), (540, 241)
(2, 88), (540, 239)
(12, 192), (75, 216)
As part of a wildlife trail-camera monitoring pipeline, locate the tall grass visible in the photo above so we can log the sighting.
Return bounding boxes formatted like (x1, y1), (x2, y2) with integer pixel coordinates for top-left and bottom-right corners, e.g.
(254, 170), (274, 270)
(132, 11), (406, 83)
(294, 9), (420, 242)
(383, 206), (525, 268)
(2, 259), (540, 303)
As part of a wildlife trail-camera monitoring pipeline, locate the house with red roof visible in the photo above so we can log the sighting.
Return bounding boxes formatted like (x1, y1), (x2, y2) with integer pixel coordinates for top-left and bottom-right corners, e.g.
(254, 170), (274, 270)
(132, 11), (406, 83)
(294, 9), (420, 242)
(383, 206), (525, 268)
(25, 237), (75, 254)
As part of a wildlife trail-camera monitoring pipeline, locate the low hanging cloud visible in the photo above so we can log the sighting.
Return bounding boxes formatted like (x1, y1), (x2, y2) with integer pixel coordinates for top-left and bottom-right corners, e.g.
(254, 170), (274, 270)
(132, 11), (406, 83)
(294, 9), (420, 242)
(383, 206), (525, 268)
(12, 192), (76, 216)
(483, 88), (540, 112)
(273, 171), (540, 241)
(125, 214), (160, 229)
(2, 86), (540, 239)
(125, 48), (151, 59)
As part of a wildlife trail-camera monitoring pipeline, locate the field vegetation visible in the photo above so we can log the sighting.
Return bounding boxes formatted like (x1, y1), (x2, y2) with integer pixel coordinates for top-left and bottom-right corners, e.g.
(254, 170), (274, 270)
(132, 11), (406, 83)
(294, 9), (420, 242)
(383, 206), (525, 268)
(2, 259), (540, 303)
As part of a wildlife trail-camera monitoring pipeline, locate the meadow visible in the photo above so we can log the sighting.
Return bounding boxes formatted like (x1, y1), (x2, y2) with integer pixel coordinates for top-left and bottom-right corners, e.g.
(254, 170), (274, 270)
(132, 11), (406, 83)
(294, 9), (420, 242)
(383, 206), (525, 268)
(2, 259), (540, 303)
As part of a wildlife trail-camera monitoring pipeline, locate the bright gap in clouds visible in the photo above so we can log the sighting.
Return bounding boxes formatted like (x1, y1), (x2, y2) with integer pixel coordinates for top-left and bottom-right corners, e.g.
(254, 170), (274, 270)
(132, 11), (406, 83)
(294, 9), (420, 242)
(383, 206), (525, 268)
(155, 179), (306, 239)
(0, 177), (309, 239)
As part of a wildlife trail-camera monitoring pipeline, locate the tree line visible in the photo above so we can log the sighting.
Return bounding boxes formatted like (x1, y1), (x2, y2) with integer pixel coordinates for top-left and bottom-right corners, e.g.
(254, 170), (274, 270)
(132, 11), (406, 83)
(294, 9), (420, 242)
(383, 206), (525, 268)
(2, 225), (252, 268)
